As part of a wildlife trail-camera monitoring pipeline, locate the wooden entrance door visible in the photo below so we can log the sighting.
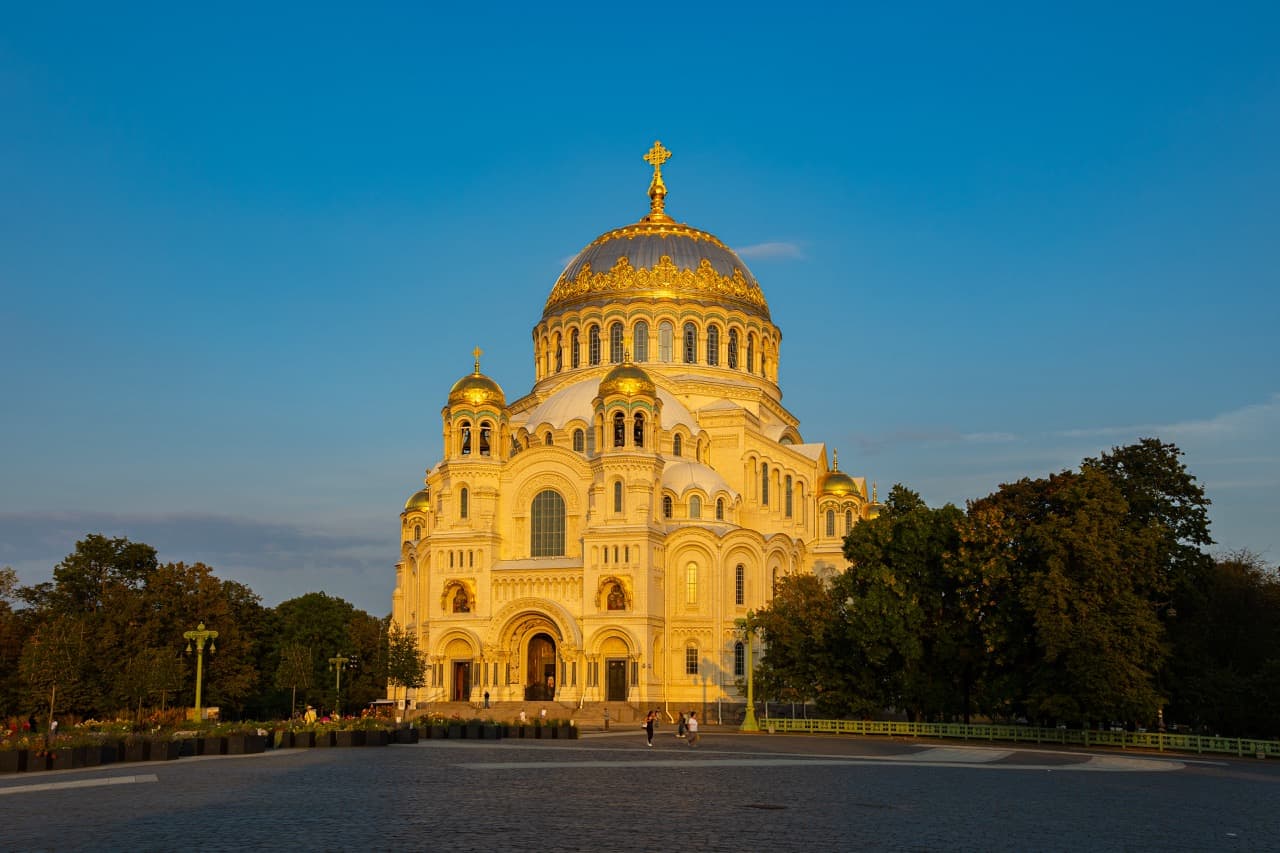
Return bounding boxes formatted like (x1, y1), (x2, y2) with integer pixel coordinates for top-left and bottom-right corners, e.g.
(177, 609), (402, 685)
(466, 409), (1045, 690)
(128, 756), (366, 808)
(526, 634), (557, 700)
(606, 659), (627, 702)
(452, 662), (471, 701)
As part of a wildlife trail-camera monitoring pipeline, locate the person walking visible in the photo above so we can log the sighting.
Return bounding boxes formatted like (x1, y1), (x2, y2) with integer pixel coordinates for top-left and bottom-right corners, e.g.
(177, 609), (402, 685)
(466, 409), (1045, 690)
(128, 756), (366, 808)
(676, 712), (687, 738)
(644, 710), (655, 747)
(686, 711), (699, 747)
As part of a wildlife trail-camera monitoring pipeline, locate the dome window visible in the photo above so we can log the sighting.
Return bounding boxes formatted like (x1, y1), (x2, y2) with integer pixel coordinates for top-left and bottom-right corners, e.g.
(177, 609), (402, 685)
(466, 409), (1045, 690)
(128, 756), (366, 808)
(728, 328), (739, 370)
(659, 322), (673, 363)
(845, 509), (853, 534)
(662, 495), (673, 519)
(479, 422), (492, 456)
(460, 421), (472, 456)
(689, 496), (701, 519)
(747, 334), (755, 373)
(633, 321), (649, 362)
(573, 428), (585, 452)
(672, 434), (682, 457)
(554, 336), (563, 373)
(761, 463), (769, 505)
(716, 498), (724, 521)
(826, 509), (836, 537)
(610, 322), (624, 363)
(682, 322), (697, 364)
(544, 432), (553, 446)
(571, 328), (581, 368)
(706, 325), (720, 366)
(589, 325), (601, 366)
(785, 475), (793, 518)
(633, 412), (645, 448)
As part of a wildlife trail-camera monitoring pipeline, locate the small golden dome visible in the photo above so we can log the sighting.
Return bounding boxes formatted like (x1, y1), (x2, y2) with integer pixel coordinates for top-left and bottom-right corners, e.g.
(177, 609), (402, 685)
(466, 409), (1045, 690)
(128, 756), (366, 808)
(599, 361), (655, 398)
(448, 348), (506, 408)
(404, 488), (431, 512)
(820, 450), (858, 496)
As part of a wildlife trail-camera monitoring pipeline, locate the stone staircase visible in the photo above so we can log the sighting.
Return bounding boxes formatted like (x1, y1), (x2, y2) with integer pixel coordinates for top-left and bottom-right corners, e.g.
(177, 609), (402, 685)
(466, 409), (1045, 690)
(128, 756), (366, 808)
(408, 700), (652, 731)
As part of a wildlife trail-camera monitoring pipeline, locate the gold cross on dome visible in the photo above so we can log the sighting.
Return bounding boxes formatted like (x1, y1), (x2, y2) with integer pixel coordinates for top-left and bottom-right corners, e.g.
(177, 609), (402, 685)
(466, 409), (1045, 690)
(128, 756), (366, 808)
(644, 140), (671, 171)
(473, 346), (483, 373)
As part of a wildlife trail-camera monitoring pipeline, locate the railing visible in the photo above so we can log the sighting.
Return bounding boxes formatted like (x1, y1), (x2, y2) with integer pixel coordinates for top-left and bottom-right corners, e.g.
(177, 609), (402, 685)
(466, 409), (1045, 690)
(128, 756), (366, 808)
(759, 717), (1280, 758)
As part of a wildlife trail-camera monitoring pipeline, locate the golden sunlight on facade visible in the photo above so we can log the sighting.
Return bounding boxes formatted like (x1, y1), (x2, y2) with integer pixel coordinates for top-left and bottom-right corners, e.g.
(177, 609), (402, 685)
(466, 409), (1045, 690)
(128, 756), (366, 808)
(392, 143), (879, 713)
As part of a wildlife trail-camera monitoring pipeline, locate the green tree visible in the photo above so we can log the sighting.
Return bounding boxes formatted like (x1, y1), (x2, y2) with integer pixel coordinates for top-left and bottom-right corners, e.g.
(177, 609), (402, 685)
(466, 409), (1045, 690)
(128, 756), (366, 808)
(750, 574), (840, 712)
(960, 468), (1166, 725)
(118, 647), (185, 723)
(19, 615), (90, 732)
(385, 623), (426, 709)
(274, 644), (314, 718)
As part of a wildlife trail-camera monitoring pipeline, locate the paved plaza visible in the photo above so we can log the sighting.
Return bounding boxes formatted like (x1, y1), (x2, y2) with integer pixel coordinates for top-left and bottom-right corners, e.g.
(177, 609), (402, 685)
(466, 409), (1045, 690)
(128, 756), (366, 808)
(2, 730), (1278, 851)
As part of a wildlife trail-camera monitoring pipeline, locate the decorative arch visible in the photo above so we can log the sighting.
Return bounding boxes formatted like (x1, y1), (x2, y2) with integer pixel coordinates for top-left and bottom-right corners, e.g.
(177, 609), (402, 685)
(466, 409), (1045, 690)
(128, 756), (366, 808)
(440, 580), (475, 613)
(594, 575), (633, 611)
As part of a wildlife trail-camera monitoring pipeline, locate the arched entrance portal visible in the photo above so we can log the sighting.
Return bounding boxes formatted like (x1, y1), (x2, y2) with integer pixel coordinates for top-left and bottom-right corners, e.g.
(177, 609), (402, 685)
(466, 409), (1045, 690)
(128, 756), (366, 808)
(526, 633), (557, 700)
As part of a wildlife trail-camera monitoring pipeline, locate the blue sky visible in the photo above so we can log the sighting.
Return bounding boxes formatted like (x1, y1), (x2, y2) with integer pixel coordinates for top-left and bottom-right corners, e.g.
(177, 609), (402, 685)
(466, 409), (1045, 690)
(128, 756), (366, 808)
(2, 3), (1277, 615)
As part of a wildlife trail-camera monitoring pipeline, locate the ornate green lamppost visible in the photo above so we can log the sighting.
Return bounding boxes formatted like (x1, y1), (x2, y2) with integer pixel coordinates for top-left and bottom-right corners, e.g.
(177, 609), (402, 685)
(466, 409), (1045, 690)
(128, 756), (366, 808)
(329, 654), (352, 717)
(184, 622), (218, 722)
(736, 613), (760, 732)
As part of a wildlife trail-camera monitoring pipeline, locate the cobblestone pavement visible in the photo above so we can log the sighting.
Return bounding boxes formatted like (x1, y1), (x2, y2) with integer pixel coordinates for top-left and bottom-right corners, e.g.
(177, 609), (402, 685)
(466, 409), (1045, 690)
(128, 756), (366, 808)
(2, 731), (1278, 852)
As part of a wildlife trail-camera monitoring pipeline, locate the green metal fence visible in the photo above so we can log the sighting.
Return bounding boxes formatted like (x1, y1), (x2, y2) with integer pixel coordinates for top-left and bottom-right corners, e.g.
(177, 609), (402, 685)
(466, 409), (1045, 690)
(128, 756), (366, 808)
(759, 717), (1280, 758)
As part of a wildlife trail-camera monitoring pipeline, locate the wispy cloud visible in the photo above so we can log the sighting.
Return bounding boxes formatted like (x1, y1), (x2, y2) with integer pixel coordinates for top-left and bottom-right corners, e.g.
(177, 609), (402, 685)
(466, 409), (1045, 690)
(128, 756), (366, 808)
(735, 241), (805, 260)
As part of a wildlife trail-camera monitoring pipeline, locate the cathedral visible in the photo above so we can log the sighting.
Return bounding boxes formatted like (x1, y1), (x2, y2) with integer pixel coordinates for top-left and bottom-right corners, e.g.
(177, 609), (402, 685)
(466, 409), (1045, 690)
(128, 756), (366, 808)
(392, 143), (878, 713)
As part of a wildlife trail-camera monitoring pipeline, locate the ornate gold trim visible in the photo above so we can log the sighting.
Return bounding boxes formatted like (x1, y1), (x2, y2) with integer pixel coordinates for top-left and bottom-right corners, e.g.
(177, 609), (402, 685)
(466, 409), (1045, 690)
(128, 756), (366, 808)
(545, 255), (769, 317)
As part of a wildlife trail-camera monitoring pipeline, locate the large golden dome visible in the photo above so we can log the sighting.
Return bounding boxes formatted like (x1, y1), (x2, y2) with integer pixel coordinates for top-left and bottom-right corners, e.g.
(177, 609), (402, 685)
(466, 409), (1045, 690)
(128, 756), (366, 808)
(448, 349), (506, 408)
(542, 141), (769, 322)
(403, 488), (431, 512)
(819, 451), (859, 497)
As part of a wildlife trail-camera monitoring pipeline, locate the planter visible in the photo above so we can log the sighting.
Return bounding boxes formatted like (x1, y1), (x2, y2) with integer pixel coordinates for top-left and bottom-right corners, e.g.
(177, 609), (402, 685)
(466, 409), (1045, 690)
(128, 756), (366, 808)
(149, 740), (181, 761)
(0, 750), (29, 773)
(294, 731), (318, 748)
(226, 734), (268, 755)
(465, 724), (481, 739)
(481, 724), (499, 740)
(364, 730), (390, 747)
(558, 725), (577, 740)
(430, 725), (447, 740)
(394, 728), (419, 744)
(197, 736), (227, 756)
(447, 725), (462, 739)
(333, 730), (365, 748)
(123, 741), (149, 762)
(50, 746), (87, 771)
(313, 731), (335, 747)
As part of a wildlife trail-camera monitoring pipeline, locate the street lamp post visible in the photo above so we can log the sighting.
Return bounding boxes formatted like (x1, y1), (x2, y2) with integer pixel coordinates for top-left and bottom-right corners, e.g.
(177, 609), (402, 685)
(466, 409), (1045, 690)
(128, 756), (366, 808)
(736, 613), (760, 732)
(329, 655), (352, 717)
(183, 622), (218, 722)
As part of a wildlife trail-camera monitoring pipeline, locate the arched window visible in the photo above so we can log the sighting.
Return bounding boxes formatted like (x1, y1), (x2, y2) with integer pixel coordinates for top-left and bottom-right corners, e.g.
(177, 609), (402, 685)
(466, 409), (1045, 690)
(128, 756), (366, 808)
(479, 422), (491, 456)
(589, 325), (601, 365)
(663, 495), (673, 518)
(612, 411), (625, 448)
(685, 562), (698, 605)
(633, 321), (649, 362)
(459, 487), (469, 519)
(531, 490), (566, 557)
(554, 336), (563, 373)
(449, 551), (454, 568)
(685, 644), (699, 675)
(413, 524), (421, 540)
(785, 475), (793, 518)
(571, 328), (580, 368)
(845, 509), (853, 534)
(609, 322), (624, 363)
(761, 463), (769, 505)
(747, 334), (755, 373)
(672, 434), (682, 457)
(544, 432), (553, 446)
(613, 480), (623, 513)
(728, 328), (739, 369)
(826, 509), (836, 537)
(633, 412), (645, 448)
(659, 321), (673, 362)
(735, 564), (745, 605)
(682, 323), (697, 364)
(706, 325), (720, 366)
(689, 496), (701, 518)
(573, 429), (585, 452)
(460, 421), (472, 455)
(734, 640), (745, 677)
(716, 498), (724, 521)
